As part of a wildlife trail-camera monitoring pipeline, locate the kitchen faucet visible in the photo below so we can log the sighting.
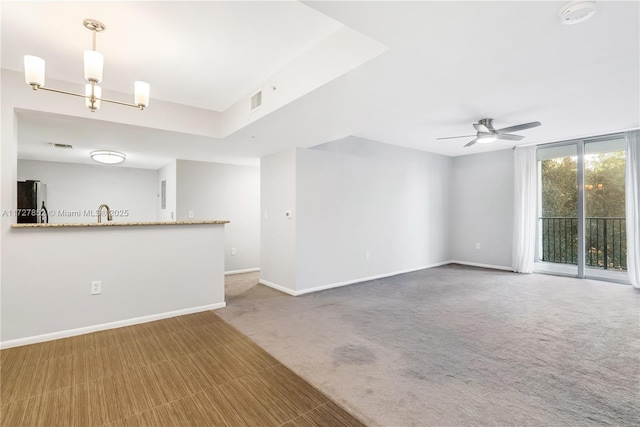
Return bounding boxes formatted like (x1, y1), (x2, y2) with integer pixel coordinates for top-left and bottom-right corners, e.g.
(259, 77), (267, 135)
(97, 204), (112, 223)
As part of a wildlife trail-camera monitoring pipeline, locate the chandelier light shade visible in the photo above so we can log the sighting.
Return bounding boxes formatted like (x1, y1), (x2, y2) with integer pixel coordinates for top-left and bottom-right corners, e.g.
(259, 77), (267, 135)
(134, 81), (150, 108)
(23, 19), (150, 112)
(84, 50), (104, 82)
(90, 150), (126, 164)
(24, 55), (45, 87)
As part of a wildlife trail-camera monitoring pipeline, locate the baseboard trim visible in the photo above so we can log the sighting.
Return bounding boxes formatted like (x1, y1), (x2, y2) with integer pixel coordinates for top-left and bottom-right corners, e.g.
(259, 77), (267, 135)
(225, 268), (260, 276)
(259, 279), (297, 296)
(295, 262), (451, 296)
(258, 261), (513, 297)
(259, 262), (452, 297)
(0, 302), (227, 350)
(448, 260), (513, 272)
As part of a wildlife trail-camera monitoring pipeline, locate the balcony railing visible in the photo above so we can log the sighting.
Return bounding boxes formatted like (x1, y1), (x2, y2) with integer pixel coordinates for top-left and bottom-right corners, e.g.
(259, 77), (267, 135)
(539, 217), (627, 270)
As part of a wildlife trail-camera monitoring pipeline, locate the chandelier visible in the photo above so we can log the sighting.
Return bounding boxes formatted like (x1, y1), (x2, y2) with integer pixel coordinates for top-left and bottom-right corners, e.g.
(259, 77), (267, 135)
(24, 19), (150, 112)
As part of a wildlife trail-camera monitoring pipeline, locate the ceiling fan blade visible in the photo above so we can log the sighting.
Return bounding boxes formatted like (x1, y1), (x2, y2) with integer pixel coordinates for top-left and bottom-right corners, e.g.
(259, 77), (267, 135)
(496, 133), (525, 141)
(464, 138), (479, 147)
(496, 121), (541, 134)
(473, 123), (490, 133)
(436, 135), (476, 140)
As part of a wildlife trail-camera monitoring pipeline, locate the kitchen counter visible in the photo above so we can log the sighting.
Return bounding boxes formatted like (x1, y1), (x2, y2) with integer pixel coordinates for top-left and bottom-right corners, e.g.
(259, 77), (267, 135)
(11, 220), (230, 228)
(3, 218), (227, 346)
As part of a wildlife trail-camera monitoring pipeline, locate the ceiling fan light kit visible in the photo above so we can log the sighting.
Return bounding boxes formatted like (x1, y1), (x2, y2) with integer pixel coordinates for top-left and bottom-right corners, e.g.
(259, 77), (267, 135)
(23, 19), (150, 112)
(559, 1), (597, 25)
(477, 134), (497, 144)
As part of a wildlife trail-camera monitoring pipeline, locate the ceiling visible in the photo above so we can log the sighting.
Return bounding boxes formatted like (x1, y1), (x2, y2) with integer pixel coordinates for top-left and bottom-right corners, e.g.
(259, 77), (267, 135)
(2, 1), (345, 111)
(3, 1), (639, 169)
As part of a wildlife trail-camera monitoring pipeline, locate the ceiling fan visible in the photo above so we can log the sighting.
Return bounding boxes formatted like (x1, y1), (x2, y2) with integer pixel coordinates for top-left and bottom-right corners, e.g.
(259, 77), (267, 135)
(437, 118), (541, 147)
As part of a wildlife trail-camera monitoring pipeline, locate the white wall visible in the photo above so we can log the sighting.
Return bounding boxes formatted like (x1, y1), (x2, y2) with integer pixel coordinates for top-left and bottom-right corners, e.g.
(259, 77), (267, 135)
(2, 224), (225, 345)
(18, 160), (158, 224)
(450, 149), (514, 269)
(260, 138), (451, 294)
(221, 27), (387, 136)
(176, 160), (260, 273)
(157, 160), (177, 221)
(260, 149), (297, 292)
(1, 70), (227, 345)
(297, 137), (451, 292)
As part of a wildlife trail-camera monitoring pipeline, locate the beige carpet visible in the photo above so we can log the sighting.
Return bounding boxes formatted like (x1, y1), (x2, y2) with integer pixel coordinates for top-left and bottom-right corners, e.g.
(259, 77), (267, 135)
(219, 265), (640, 426)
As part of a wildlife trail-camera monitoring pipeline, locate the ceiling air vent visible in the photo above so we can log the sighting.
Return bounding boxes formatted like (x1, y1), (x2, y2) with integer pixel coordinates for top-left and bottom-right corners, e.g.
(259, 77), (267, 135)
(47, 142), (73, 149)
(250, 90), (262, 112)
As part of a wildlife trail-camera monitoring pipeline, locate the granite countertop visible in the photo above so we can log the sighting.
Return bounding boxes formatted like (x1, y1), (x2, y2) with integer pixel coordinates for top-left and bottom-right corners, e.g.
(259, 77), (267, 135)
(11, 220), (230, 228)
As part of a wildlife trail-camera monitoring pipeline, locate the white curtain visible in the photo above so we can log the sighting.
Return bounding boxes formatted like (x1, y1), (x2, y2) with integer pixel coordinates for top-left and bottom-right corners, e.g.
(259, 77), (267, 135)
(512, 146), (538, 273)
(625, 130), (640, 288)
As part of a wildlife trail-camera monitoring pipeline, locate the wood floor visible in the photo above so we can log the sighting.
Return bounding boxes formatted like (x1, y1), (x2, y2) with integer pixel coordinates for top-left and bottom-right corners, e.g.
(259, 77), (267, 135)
(0, 311), (365, 427)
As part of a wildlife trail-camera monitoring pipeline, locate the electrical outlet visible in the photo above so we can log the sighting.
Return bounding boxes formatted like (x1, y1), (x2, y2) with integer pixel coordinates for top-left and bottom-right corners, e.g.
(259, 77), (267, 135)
(231, 247), (237, 256)
(475, 243), (481, 249)
(91, 280), (102, 295)
(188, 210), (194, 219)
(365, 251), (370, 260)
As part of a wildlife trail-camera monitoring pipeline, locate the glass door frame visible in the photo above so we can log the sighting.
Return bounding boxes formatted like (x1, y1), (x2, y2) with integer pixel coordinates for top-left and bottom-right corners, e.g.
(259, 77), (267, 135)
(534, 132), (628, 284)
(535, 139), (582, 277)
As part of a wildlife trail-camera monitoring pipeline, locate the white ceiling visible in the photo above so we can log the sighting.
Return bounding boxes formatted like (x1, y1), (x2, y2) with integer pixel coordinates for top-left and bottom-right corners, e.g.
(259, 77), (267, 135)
(2, 1), (344, 111)
(3, 1), (639, 169)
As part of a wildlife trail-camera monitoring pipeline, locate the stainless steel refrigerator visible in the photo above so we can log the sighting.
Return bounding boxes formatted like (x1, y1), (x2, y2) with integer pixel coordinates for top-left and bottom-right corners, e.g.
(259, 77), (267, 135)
(17, 180), (48, 223)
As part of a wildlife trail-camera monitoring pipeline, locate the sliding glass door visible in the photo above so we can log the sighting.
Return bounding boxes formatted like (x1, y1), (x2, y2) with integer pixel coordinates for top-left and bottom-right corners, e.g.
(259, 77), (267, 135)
(536, 143), (579, 276)
(584, 138), (627, 281)
(535, 135), (628, 282)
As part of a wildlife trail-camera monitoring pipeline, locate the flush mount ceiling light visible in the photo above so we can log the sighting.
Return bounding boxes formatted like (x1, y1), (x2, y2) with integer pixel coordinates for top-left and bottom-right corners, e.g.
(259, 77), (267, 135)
(90, 150), (126, 164)
(559, 1), (597, 25)
(24, 19), (150, 112)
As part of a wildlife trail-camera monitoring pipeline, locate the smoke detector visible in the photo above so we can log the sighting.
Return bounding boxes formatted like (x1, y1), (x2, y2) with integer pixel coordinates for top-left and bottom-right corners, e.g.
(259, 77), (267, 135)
(560, 1), (596, 25)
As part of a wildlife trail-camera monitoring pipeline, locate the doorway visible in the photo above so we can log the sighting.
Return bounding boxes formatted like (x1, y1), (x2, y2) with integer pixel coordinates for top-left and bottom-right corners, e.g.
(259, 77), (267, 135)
(534, 135), (628, 283)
